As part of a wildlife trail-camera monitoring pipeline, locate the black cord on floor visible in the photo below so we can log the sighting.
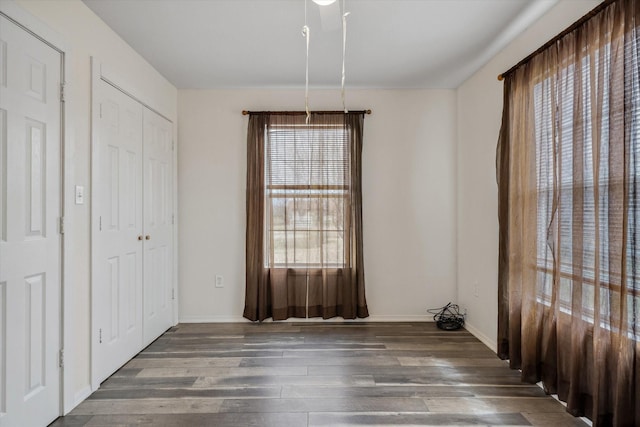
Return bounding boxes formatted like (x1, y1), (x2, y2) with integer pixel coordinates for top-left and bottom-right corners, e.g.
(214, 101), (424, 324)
(427, 302), (465, 330)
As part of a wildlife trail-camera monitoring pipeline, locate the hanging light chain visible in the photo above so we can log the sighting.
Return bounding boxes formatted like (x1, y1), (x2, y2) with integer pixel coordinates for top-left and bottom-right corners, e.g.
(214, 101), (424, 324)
(303, 0), (351, 119)
(302, 0), (311, 124)
(341, 0), (350, 113)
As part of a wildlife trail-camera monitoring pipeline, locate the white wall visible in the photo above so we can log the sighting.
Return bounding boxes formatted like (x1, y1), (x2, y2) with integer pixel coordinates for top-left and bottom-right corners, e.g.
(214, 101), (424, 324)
(456, 0), (600, 350)
(8, 0), (178, 411)
(178, 89), (458, 322)
(4, 0), (603, 414)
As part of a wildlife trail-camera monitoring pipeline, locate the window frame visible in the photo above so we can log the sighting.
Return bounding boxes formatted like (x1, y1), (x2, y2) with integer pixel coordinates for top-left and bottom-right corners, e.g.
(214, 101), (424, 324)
(263, 123), (351, 269)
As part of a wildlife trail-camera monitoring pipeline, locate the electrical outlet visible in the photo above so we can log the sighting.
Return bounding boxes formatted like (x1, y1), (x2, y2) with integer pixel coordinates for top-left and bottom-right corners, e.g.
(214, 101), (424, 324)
(215, 275), (224, 288)
(75, 185), (84, 205)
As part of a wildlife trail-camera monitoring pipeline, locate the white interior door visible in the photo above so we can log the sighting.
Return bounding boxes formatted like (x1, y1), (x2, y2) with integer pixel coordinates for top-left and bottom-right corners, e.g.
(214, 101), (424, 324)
(142, 108), (173, 345)
(92, 79), (144, 384)
(0, 14), (62, 427)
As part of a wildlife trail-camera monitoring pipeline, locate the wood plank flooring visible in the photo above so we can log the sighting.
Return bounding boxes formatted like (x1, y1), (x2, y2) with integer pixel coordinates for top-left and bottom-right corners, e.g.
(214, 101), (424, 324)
(50, 322), (586, 426)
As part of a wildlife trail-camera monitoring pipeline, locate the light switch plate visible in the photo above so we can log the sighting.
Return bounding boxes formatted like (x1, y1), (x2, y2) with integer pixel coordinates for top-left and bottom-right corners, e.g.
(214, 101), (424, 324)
(75, 185), (84, 205)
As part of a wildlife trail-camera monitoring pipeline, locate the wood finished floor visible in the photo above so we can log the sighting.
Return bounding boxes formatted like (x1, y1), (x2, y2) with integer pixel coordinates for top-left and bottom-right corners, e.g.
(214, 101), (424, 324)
(51, 322), (586, 427)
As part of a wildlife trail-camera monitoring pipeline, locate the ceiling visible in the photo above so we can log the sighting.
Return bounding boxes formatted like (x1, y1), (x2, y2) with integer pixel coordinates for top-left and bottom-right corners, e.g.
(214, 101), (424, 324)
(83, 0), (559, 89)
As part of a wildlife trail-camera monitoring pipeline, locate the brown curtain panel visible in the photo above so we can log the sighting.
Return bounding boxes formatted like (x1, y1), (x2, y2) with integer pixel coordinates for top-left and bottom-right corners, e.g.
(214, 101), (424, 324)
(244, 112), (369, 321)
(496, 1), (639, 425)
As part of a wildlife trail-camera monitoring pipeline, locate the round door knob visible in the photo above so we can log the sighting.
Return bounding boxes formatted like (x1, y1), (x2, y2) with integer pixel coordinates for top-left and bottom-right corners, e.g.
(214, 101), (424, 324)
(137, 235), (143, 241)
(145, 235), (151, 240)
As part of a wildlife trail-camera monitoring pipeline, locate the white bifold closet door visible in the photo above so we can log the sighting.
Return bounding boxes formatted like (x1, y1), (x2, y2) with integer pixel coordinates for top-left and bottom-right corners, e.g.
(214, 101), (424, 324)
(93, 79), (173, 385)
(0, 13), (62, 427)
(93, 79), (144, 384)
(142, 108), (173, 346)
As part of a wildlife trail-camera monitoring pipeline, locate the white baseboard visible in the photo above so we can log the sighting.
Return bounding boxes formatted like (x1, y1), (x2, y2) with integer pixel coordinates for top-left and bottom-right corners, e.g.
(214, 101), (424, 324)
(464, 321), (497, 353)
(366, 315), (433, 322)
(179, 315), (249, 323)
(534, 382), (593, 426)
(178, 315), (433, 323)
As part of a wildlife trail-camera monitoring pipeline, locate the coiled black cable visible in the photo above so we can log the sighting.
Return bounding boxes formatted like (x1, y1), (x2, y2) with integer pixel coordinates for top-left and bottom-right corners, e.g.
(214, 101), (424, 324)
(427, 302), (465, 330)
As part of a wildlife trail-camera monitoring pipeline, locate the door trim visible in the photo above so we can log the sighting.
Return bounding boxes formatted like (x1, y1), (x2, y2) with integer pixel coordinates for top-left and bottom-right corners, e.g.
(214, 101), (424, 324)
(0, 0), (71, 416)
(90, 56), (99, 393)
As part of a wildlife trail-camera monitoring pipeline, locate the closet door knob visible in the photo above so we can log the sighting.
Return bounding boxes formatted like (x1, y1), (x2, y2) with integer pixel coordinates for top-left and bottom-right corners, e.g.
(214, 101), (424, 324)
(145, 235), (151, 240)
(137, 235), (143, 241)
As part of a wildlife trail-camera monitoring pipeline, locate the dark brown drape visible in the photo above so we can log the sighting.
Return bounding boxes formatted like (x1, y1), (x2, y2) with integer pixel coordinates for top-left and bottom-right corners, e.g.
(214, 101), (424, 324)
(497, 1), (639, 425)
(244, 112), (369, 321)
(244, 114), (270, 321)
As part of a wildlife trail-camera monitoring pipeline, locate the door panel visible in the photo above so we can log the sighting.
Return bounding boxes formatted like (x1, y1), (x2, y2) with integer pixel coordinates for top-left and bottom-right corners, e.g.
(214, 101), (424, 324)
(25, 273), (45, 399)
(0, 13), (61, 427)
(93, 80), (143, 384)
(143, 108), (173, 345)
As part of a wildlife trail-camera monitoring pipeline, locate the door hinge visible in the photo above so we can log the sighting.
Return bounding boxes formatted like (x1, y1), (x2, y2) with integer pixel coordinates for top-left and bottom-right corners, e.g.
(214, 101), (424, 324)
(172, 214), (174, 225)
(99, 216), (102, 231)
(58, 217), (65, 235)
(172, 288), (175, 300)
(60, 83), (66, 102)
(99, 103), (103, 119)
(172, 140), (175, 151)
(99, 328), (103, 344)
(58, 349), (64, 368)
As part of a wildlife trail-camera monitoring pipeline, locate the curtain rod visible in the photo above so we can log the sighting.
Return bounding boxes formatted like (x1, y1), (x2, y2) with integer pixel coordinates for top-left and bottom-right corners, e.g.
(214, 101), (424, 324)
(497, 0), (615, 81)
(242, 110), (372, 115)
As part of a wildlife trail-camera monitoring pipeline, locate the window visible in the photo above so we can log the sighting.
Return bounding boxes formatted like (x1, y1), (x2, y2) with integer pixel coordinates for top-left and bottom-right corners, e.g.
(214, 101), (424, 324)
(244, 112), (368, 321)
(264, 124), (350, 268)
(497, 3), (640, 422)
(533, 40), (640, 333)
